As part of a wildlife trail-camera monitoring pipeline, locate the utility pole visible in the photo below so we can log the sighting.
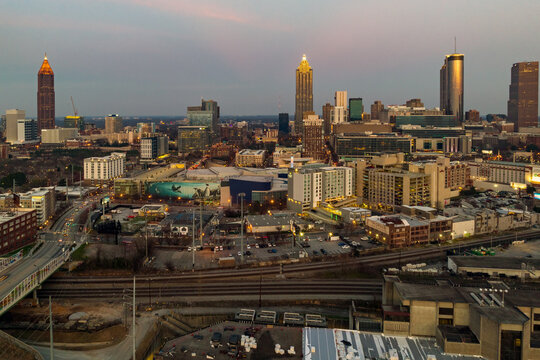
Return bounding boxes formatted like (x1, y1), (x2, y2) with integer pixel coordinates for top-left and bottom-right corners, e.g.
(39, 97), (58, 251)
(49, 296), (53, 360)
(192, 208), (195, 271)
(132, 276), (136, 360)
(199, 198), (203, 247)
(239, 193), (246, 264)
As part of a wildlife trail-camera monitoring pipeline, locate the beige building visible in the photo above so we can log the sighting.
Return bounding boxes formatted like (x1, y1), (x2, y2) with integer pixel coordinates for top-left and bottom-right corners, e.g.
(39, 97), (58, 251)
(235, 149), (267, 168)
(41, 128), (78, 144)
(383, 275), (540, 359)
(104, 114), (123, 134)
(409, 157), (469, 209)
(4, 109), (25, 144)
(363, 168), (431, 211)
(18, 187), (56, 225)
(84, 152), (126, 182)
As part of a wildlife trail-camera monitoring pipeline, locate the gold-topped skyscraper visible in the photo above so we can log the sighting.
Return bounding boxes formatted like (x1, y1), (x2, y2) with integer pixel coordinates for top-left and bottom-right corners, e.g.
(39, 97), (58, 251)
(37, 53), (55, 132)
(295, 54), (313, 136)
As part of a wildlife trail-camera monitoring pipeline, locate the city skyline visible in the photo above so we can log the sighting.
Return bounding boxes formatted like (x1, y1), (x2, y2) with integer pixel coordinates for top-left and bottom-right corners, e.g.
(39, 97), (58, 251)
(1, 1), (540, 117)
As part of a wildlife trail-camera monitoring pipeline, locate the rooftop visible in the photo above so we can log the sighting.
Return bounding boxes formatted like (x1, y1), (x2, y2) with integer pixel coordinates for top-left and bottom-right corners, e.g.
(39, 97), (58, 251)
(303, 327), (484, 360)
(0, 209), (35, 224)
(449, 256), (540, 271)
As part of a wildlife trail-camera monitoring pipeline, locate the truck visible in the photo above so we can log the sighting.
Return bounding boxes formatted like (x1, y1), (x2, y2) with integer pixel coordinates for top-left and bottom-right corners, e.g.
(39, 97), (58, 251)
(218, 257), (236, 267)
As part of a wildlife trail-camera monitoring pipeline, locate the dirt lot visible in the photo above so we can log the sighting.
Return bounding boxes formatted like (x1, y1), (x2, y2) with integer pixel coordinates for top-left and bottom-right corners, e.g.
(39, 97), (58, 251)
(157, 321), (302, 360)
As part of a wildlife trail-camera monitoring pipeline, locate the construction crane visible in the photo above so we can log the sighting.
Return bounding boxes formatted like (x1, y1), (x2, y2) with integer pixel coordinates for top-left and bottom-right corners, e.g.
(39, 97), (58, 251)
(70, 96), (78, 117)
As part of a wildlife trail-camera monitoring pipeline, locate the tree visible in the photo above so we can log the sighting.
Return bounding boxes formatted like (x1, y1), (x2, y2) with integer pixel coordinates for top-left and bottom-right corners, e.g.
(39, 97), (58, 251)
(526, 144), (539, 152)
(0, 172), (27, 188)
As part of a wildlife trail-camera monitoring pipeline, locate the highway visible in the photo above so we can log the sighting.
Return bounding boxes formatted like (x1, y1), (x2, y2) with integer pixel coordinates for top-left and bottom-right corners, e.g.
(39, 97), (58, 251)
(0, 199), (95, 312)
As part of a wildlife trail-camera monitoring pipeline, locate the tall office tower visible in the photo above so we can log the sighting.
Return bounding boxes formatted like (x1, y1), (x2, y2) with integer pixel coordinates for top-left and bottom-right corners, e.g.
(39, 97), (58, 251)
(105, 114), (123, 134)
(37, 54), (55, 132)
(406, 98), (424, 108)
(187, 99), (220, 136)
(508, 61), (539, 131)
(64, 116), (85, 131)
(335, 91), (347, 107)
(302, 114), (324, 160)
(278, 113), (289, 134)
(322, 103), (334, 137)
(349, 98), (364, 122)
(4, 109), (25, 144)
(17, 119), (39, 144)
(295, 54), (313, 136)
(440, 54), (464, 122)
(371, 100), (384, 120)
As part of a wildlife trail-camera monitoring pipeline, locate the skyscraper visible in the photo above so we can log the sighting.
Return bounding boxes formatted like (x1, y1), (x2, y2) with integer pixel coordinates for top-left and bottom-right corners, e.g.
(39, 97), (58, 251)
(4, 109), (25, 144)
(440, 54), (464, 123)
(331, 90), (348, 124)
(508, 61), (539, 131)
(322, 103), (334, 137)
(295, 54), (313, 136)
(37, 54), (55, 132)
(349, 98), (364, 122)
(278, 113), (289, 134)
(302, 114), (324, 160)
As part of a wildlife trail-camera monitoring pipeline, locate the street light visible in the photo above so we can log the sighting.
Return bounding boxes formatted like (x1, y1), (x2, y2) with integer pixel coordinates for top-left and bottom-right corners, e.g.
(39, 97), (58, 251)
(238, 193), (246, 264)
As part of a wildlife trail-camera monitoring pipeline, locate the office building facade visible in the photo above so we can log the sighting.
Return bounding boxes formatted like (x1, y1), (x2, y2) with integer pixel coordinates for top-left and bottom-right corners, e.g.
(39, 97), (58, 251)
(440, 53), (464, 123)
(302, 114), (325, 160)
(322, 103), (334, 137)
(16, 119), (38, 144)
(334, 135), (414, 157)
(294, 54), (313, 135)
(0, 209), (37, 255)
(235, 149), (267, 167)
(187, 99), (220, 136)
(19, 187), (56, 225)
(141, 136), (169, 160)
(37, 55), (55, 132)
(349, 98), (364, 122)
(41, 128), (78, 144)
(177, 126), (211, 153)
(64, 116), (84, 131)
(508, 61), (539, 131)
(278, 113), (289, 134)
(105, 114), (123, 134)
(4, 109), (25, 144)
(371, 100), (384, 121)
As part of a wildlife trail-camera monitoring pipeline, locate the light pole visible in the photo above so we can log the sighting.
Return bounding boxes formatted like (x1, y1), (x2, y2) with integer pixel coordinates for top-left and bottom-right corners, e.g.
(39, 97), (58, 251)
(238, 193), (246, 264)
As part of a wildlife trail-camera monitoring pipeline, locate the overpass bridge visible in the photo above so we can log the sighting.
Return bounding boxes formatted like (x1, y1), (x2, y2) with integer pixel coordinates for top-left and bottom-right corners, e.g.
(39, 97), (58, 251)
(0, 200), (93, 317)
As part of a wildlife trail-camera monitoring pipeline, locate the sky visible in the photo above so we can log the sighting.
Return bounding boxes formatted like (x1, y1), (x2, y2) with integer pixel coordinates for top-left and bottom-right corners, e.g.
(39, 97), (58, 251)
(1, 0), (539, 117)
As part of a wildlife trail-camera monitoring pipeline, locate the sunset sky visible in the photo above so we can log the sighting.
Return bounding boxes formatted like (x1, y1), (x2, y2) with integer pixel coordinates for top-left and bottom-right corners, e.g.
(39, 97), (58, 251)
(1, 0), (539, 117)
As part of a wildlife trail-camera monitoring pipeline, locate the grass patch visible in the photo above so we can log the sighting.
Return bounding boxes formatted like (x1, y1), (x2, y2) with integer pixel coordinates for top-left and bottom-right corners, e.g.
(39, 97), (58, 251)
(70, 244), (87, 261)
(3, 243), (36, 257)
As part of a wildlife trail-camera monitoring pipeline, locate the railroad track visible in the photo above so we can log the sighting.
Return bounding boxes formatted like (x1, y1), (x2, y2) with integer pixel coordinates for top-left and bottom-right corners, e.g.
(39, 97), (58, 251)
(46, 229), (540, 285)
(37, 280), (382, 299)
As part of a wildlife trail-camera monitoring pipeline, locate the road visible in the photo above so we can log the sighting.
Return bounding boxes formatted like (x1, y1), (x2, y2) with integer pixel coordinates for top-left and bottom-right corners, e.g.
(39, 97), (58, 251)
(0, 198), (96, 311)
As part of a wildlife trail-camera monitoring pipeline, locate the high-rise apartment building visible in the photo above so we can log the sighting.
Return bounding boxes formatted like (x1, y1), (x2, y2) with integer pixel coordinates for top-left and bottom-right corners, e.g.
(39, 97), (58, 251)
(84, 152), (126, 181)
(331, 91), (348, 124)
(4, 109), (25, 144)
(278, 113), (289, 134)
(440, 54), (464, 123)
(508, 61), (539, 131)
(334, 91), (347, 108)
(105, 114), (123, 134)
(322, 103), (334, 137)
(370, 100), (384, 121)
(37, 54), (55, 132)
(294, 54), (313, 136)
(349, 98), (364, 122)
(287, 166), (353, 212)
(187, 99), (220, 136)
(302, 115), (325, 160)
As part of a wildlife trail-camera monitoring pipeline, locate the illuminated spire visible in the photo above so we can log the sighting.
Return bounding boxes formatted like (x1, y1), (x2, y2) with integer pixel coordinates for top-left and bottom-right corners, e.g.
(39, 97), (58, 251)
(297, 54), (311, 73)
(38, 53), (54, 75)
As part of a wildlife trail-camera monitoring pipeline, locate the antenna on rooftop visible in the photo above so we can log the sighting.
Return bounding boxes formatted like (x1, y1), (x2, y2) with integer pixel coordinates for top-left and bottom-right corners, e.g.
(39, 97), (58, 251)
(454, 36), (457, 53)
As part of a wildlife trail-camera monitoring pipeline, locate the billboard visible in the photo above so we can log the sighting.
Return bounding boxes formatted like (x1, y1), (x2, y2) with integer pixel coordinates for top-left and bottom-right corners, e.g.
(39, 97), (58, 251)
(146, 182), (220, 200)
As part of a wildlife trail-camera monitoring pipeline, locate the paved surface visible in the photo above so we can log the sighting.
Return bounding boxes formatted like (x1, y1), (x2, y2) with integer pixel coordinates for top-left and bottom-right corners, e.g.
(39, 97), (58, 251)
(304, 328), (485, 360)
(496, 239), (540, 258)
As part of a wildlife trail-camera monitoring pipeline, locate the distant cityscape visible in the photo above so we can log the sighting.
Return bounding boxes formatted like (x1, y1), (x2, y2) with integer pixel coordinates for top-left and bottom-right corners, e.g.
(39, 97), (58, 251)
(1, 16), (540, 360)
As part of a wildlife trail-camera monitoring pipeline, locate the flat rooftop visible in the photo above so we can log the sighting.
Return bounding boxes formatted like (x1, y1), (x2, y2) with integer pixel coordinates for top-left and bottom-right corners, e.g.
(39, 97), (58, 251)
(0, 209), (34, 224)
(303, 328), (484, 360)
(449, 256), (540, 270)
